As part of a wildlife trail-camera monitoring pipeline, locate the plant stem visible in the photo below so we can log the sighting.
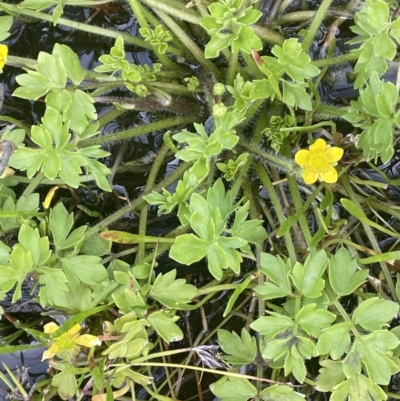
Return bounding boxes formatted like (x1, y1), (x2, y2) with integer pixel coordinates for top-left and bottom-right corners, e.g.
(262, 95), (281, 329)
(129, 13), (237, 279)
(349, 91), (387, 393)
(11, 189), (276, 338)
(154, 9), (222, 80)
(78, 115), (199, 147)
(0, 3), (171, 52)
(254, 163), (297, 265)
(140, 0), (201, 24)
(127, 0), (180, 70)
(251, 24), (285, 46)
(84, 162), (191, 238)
(312, 53), (358, 68)
(226, 52), (239, 86)
(301, 0), (334, 53)
(137, 144), (170, 262)
(340, 174), (398, 301)
(22, 172), (44, 197)
(287, 175), (314, 253)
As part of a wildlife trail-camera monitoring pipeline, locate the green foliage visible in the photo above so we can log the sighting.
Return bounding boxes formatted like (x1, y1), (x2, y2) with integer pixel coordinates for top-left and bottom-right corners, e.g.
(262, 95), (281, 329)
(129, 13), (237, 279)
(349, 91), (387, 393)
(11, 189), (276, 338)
(252, 39), (320, 110)
(184, 76), (200, 91)
(13, 43), (85, 98)
(348, 0), (400, 88)
(94, 36), (162, 94)
(210, 377), (304, 401)
(169, 179), (267, 279)
(216, 152), (248, 181)
(263, 115), (296, 152)
(0, 16), (12, 40)
(1, 1), (400, 400)
(200, 0), (262, 57)
(218, 328), (256, 364)
(140, 25), (172, 54)
(250, 248), (400, 392)
(172, 108), (245, 180)
(9, 106), (111, 190)
(343, 71), (400, 163)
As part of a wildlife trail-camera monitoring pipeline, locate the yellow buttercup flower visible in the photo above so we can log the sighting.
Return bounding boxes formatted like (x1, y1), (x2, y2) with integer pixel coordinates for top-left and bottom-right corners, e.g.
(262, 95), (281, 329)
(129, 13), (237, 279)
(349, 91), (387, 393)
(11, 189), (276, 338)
(42, 322), (101, 361)
(295, 138), (343, 184)
(0, 44), (8, 71)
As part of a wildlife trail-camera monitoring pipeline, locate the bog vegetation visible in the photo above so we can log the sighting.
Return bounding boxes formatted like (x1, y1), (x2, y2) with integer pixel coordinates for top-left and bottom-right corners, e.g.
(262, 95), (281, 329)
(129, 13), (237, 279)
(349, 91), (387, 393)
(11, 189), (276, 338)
(0, 0), (400, 400)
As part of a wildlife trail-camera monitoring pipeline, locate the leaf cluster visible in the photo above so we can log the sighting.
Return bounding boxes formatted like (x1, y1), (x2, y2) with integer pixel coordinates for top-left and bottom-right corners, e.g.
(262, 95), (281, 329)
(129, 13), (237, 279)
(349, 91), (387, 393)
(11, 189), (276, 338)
(94, 36), (161, 95)
(343, 72), (400, 163)
(169, 179), (267, 279)
(200, 0), (262, 57)
(0, 203), (111, 312)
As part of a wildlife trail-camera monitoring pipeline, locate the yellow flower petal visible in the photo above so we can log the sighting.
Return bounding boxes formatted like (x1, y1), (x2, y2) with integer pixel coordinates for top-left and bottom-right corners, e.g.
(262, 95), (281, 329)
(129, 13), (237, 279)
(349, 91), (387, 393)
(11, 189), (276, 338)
(303, 168), (319, 184)
(309, 138), (327, 152)
(42, 343), (59, 360)
(294, 149), (310, 166)
(44, 322), (60, 334)
(320, 165), (338, 183)
(68, 324), (82, 338)
(74, 334), (101, 348)
(43, 185), (60, 209)
(0, 44), (8, 70)
(325, 147), (344, 163)
(295, 138), (343, 185)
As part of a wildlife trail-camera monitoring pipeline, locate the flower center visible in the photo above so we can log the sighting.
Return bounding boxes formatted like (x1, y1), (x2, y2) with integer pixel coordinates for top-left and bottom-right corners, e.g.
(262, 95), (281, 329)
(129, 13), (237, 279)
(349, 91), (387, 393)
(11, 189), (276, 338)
(308, 152), (329, 173)
(57, 333), (76, 350)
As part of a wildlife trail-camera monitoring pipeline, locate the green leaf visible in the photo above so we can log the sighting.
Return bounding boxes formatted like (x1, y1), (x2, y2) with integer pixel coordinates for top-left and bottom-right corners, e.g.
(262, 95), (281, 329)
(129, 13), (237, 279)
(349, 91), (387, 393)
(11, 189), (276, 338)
(315, 360), (345, 392)
(231, 25), (262, 54)
(52, 371), (77, 400)
(317, 322), (352, 360)
(53, 43), (85, 85)
(259, 384), (304, 400)
(14, 71), (50, 100)
(290, 250), (328, 298)
(229, 208), (267, 245)
(352, 297), (399, 330)
(84, 158), (112, 192)
(258, 253), (291, 296)
(146, 310), (183, 342)
(36, 51), (67, 89)
(169, 234), (207, 265)
(272, 38), (320, 82)
(331, 374), (387, 401)
(41, 106), (68, 148)
(218, 328), (257, 364)
(49, 202), (74, 249)
(39, 266), (69, 308)
(204, 34), (233, 59)
(61, 255), (108, 292)
(250, 314), (295, 341)
(282, 81), (312, 111)
(45, 89), (73, 114)
(52, 4), (63, 25)
(0, 16), (13, 41)
(66, 89), (97, 135)
(284, 347), (307, 383)
(329, 247), (368, 296)
(42, 150), (61, 180)
(206, 178), (235, 219)
(254, 282), (289, 300)
(210, 377), (256, 401)
(18, 0), (54, 10)
(343, 344), (362, 379)
(354, 331), (399, 384)
(296, 304), (336, 338)
(80, 233), (112, 257)
(17, 224), (51, 266)
(207, 242), (228, 280)
(150, 270), (198, 309)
